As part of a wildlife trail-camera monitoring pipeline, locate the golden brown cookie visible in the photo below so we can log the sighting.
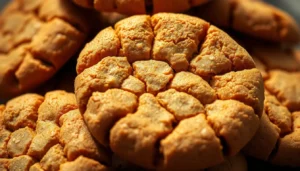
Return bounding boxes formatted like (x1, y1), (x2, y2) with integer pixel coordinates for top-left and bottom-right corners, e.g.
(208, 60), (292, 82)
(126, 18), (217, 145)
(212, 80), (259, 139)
(73, 0), (210, 14)
(0, 0), (96, 99)
(194, 0), (300, 43)
(75, 13), (264, 170)
(243, 45), (300, 167)
(0, 90), (110, 170)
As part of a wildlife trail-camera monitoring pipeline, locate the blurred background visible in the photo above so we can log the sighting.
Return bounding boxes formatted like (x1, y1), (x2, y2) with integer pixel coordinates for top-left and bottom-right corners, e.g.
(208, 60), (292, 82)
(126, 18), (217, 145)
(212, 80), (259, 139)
(0, 0), (300, 26)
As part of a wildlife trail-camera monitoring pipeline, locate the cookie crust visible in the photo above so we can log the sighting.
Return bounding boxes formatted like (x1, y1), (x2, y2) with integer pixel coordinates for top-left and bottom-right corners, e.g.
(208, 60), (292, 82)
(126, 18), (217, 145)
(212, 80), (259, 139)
(75, 13), (264, 170)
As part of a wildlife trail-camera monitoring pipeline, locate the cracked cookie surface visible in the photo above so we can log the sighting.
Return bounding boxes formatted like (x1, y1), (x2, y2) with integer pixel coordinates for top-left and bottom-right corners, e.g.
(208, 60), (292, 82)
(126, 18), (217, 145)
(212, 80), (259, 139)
(0, 0), (95, 99)
(243, 45), (300, 167)
(0, 90), (110, 171)
(75, 13), (264, 170)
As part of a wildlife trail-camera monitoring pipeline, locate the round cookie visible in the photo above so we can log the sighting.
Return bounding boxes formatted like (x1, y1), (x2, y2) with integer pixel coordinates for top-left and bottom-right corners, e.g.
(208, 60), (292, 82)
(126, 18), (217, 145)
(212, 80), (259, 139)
(0, 90), (110, 170)
(0, 0), (96, 99)
(193, 0), (300, 43)
(243, 45), (300, 167)
(72, 0), (210, 15)
(75, 13), (264, 170)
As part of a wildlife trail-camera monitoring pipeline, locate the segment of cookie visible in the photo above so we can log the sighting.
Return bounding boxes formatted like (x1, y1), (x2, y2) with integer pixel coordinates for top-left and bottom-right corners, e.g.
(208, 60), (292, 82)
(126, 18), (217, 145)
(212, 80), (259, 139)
(110, 93), (174, 169)
(206, 100), (260, 156)
(152, 13), (209, 72)
(77, 27), (121, 74)
(121, 75), (146, 95)
(152, 0), (190, 14)
(0, 159), (9, 171)
(0, 13), (40, 53)
(29, 18), (85, 69)
(18, 0), (42, 12)
(157, 89), (205, 121)
(60, 156), (109, 171)
(271, 113), (300, 166)
(116, 15), (153, 63)
(211, 69), (264, 116)
(169, 71), (216, 105)
(265, 93), (292, 136)
(15, 53), (56, 93)
(84, 89), (138, 147)
(30, 163), (43, 171)
(233, 0), (300, 43)
(39, 144), (67, 171)
(190, 26), (255, 78)
(3, 94), (44, 131)
(7, 127), (35, 158)
(0, 45), (27, 96)
(75, 57), (132, 113)
(252, 46), (300, 72)
(94, 0), (146, 15)
(0, 13), (42, 53)
(76, 0), (211, 14)
(0, 90), (110, 170)
(265, 70), (300, 112)
(38, 0), (92, 33)
(243, 112), (280, 161)
(160, 114), (224, 170)
(0, 0), (97, 99)
(9, 155), (35, 171)
(37, 91), (78, 123)
(133, 60), (173, 94)
(59, 109), (110, 163)
(27, 121), (60, 159)
(195, 0), (300, 43)
(0, 129), (11, 158)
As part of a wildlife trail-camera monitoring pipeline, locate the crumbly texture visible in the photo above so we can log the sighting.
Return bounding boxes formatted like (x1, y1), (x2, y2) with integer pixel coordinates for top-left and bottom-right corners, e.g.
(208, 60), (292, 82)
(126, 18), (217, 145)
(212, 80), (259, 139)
(73, 0), (210, 14)
(0, 0), (94, 99)
(195, 0), (300, 43)
(0, 90), (110, 170)
(75, 13), (264, 170)
(241, 45), (300, 167)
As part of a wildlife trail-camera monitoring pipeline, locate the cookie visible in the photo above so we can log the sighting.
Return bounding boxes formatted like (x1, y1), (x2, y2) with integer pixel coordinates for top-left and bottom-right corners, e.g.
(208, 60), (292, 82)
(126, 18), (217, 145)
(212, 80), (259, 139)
(0, 0), (96, 99)
(0, 90), (110, 171)
(194, 0), (300, 43)
(72, 0), (211, 14)
(242, 45), (300, 167)
(75, 13), (264, 170)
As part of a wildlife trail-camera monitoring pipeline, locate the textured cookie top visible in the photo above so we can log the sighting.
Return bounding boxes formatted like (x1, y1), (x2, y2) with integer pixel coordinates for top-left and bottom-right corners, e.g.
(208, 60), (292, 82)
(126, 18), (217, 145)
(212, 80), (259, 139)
(75, 13), (264, 170)
(0, 0), (94, 99)
(195, 0), (300, 43)
(0, 90), (110, 171)
(243, 45), (300, 167)
(72, 0), (210, 14)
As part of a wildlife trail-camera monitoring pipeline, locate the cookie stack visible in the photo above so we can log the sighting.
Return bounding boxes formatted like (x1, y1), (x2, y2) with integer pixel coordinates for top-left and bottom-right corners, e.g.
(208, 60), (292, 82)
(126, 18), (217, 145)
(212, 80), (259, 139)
(0, 0), (299, 170)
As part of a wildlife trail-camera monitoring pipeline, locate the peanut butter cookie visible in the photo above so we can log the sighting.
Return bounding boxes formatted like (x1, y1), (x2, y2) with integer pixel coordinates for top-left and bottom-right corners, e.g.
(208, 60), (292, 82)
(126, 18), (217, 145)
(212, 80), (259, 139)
(243, 45), (300, 167)
(0, 90), (110, 171)
(75, 13), (264, 170)
(194, 0), (300, 43)
(72, 0), (210, 14)
(0, 0), (96, 99)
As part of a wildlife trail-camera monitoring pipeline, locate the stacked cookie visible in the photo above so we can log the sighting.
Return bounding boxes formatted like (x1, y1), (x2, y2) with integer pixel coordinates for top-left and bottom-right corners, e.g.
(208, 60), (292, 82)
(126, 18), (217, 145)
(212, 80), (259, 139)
(0, 0), (299, 170)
